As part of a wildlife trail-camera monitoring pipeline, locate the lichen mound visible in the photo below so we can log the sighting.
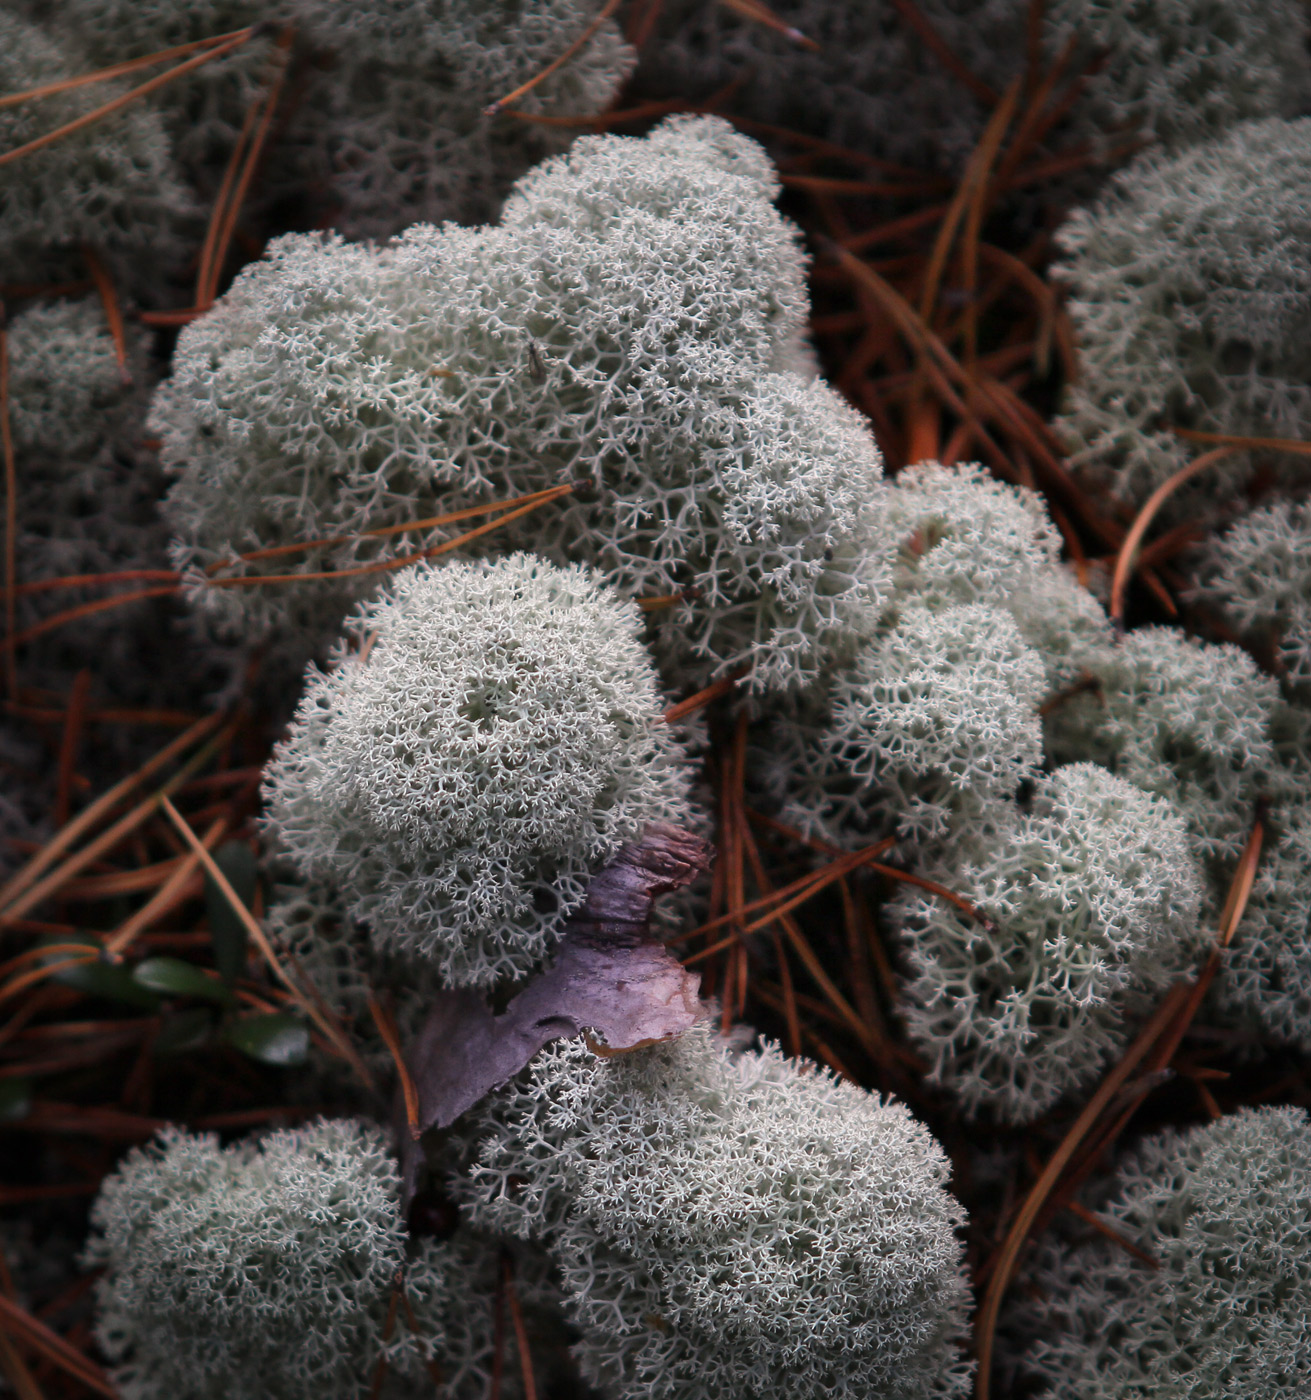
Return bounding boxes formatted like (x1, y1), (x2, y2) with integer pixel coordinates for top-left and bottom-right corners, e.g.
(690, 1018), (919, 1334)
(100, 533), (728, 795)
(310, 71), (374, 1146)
(156, 115), (887, 691)
(260, 554), (694, 989)
(0, 11), (190, 284)
(1055, 117), (1311, 510)
(87, 1118), (524, 1400)
(462, 1025), (973, 1400)
(1196, 498), (1311, 684)
(892, 764), (1206, 1121)
(1027, 1106), (1311, 1398)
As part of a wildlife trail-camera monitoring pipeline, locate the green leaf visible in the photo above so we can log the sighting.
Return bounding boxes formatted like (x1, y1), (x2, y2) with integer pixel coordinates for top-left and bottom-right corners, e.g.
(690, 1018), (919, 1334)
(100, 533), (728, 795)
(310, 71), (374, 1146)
(40, 937), (161, 1010)
(224, 1013), (308, 1066)
(153, 1008), (215, 1057)
(133, 957), (235, 1006)
(0, 1077), (32, 1122)
(207, 840), (256, 986)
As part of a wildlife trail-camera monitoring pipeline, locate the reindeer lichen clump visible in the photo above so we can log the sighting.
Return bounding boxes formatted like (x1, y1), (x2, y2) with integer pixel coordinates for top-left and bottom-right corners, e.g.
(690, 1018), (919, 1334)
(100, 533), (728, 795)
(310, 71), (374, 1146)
(1055, 117), (1311, 511)
(88, 1119), (534, 1399)
(462, 1026), (974, 1400)
(156, 116), (888, 689)
(261, 554), (695, 988)
(1026, 1107), (1311, 1398)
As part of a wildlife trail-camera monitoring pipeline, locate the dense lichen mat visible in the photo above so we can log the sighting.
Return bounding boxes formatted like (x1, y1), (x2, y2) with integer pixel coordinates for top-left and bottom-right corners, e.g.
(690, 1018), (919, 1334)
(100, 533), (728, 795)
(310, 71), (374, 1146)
(2, 4), (1311, 1398)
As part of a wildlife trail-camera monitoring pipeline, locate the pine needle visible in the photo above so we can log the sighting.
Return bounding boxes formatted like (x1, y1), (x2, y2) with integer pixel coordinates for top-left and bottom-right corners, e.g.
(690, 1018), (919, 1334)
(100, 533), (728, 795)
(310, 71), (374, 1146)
(485, 0), (622, 115)
(0, 28), (256, 167)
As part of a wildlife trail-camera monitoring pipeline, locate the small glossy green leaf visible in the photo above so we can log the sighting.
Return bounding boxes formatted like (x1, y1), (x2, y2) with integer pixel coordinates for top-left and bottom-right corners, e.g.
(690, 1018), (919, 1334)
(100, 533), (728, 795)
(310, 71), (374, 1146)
(0, 1077), (32, 1122)
(41, 937), (161, 1010)
(224, 1013), (308, 1066)
(133, 957), (235, 1005)
(207, 840), (256, 986)
(153, 1008), (215, 1056)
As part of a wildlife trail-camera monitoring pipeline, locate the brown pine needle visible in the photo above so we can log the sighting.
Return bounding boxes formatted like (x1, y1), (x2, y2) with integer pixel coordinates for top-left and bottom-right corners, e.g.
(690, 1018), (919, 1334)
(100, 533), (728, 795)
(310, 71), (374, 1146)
(0, 568), (181, 598)
(0, 1334), (45, 1400)
(367, 1273), (403, 1400)
(197, 27), (295, 309)
(59, 854), (189, 901)
(1038, 671), (1101, 717)
(0, 954), (101, 1008)
(160, 795), (375, 1091)
(1109, 447), (1237, 625)
(975, 243), (1064, 377)
(918, 78), (1020, 326)
(993, 30), (1083, 191)
(53, 669), (92, 829)
(717, 0), (818, 49)
(204, 484), (573, 588)
(1217, 808), (1265, 951)
(367, 991), (421, 1140)
(82, 249), (131, 384)
(1023, 0), (1047, 94)
(138, 307), (205, 328)
(0, 708), (225, 912)
(0, 941), (105, 985)
(973, 977), (1195, 1400)
(0, 307), (15, 699)
(0, 1293), (115, 1399)
(671, 841), (892, 945)
(730, 115), (949, 183)
(739, 835), (802, 1060)
(662, 669), (747, 723)
(193, 81), (261, 312)
(820, 237), (1014, 470)
(740, 827), (887, 1061)
(103, 814), (227, 958)
(992, 820), (1264, 1383)
(3, 585), (180, 651)
(838, 875), (886, 1035)
(865, 861), (997, 931)
(206, 485), (571, 572)
(0, 717), (236, 927)
(751, 982), (861, 1081)
(626, 0), (665, 46)
(1005, 135), (1146, 192)
(489, 1257), (507, 1400)
(504, 1257), (539, 1400)
(958, 83), (1023, 368)
(779, 174), (931, 198)
(499, 95), (689, 130)
(886, 0), (999, 105)
(1063, 1200), (1158, 1268)
(0, 28), (255, 167)
(1170, 426), (1311, 456)
(485, 0), (622, 115)
(745, 806), (842, 856)
(0, 28), (257, 110)
(718, 711), (749, 1032)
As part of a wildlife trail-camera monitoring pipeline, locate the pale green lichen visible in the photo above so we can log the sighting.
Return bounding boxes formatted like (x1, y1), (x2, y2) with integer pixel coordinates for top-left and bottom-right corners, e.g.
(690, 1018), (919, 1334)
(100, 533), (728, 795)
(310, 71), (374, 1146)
(87, 1118), (539, 1400)
(1054, 117), (1311, 511)
(156, 116), (886, 690)
(260, 554), (694, 989)
(891, 763), (1206, 1121)
(1195, 498), (1311, 684)
(1051, 625), (1285, 868)
(0, 12), (190, 284)
(1026, 1106), (1311, 1398)
(759, 463), (1103, 845)
(461, 1025), (973, 1400)
(51, 0), (632, 236)
(821, 602), (1046, 840)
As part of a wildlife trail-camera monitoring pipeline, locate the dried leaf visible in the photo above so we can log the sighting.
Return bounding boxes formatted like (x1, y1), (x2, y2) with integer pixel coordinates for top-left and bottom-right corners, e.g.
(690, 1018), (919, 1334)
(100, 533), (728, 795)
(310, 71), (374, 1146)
(402, 826), (710, 1194)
